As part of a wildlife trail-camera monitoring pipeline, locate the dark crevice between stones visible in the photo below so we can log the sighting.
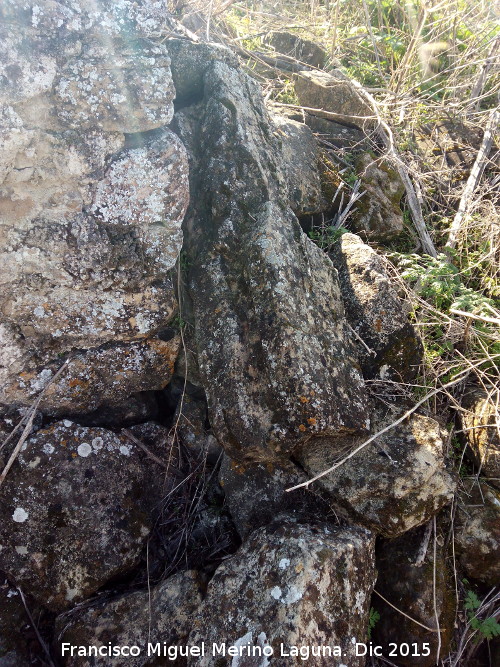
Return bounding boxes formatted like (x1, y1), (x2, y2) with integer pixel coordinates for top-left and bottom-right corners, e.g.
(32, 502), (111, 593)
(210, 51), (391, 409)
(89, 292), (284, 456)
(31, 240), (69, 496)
(173, 90), (205, 113)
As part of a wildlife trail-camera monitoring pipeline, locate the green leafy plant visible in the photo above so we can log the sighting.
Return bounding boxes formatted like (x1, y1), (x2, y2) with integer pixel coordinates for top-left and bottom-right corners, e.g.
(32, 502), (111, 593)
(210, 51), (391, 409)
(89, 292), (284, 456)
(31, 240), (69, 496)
(367, 607), (380, 639)
(308, 225), (349, 252)
(464, 590), (500, 641)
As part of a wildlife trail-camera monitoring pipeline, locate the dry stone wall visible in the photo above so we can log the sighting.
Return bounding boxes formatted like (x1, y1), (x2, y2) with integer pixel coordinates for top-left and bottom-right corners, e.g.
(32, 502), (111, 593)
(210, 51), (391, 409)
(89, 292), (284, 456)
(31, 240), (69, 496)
(0, 3), (480, 665)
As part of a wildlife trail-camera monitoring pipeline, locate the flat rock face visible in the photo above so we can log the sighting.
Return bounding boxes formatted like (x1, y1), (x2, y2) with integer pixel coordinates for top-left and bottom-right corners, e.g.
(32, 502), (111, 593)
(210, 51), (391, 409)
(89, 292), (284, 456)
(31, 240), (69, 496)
(294, 69), (373, 129)
(219, 455), (328, 539)
(462, 388), (500, 487)
(373, 522), (456, 666)
(0, 3), (187, 414)
(0, 422), (151, 611)
(56, 570), (205, 666)
(296, 411), (456, 538)
(179, 53), (369, 461)
(352, 154), (405, 240)
(331, 233), (422, 381)
(187, 521), (376, 666)
(455, 481), (500, 585)
(264, 31), (328, 69)
(272, 115), (325, 215)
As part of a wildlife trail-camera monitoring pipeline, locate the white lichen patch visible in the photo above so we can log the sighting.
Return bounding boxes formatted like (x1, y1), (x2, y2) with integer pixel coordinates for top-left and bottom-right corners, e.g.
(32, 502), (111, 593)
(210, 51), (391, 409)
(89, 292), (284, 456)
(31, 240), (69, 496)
(12, 508), (29, 523)
(270, 586), (282, 600)
(77, 443), (92, 457)
(278, 557), (290, 569)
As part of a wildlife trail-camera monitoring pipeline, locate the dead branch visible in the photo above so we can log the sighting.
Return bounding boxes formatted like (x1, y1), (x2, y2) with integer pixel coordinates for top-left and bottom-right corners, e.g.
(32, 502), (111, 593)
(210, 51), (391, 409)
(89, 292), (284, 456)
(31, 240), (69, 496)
(445, 106), (499, 250)
(0, 360), (69, 489)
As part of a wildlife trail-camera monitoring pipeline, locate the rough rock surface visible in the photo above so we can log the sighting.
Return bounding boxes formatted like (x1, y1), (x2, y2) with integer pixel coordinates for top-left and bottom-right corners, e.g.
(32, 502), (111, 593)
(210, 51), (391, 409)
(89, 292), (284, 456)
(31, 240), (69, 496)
(272, 115), (325, 215)
(0, 2), (187, 414)
(330, 233), (422, 380)
(188, 521), (376, 666)
(174, 394), (221, 464)
(373, 522), (456, 665)
(352, 153), (405, 240)
(294, 69), (373, 129)
(3, 335), (180, 418)
(177, 47), (369, 461)
(264, 31), (328, 69)
(0, 575), (39, 666)
(454, 480), (500, 585)
(219, 455), (329, 539)
(461, 388), (500, 487)
(56, 570), (205, 666)
(0, 422), (151, 611)
(296, 410), (456, 537)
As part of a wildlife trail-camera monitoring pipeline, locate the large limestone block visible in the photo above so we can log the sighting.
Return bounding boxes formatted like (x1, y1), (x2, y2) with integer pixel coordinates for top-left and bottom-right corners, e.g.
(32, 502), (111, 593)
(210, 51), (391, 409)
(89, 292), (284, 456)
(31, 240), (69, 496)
(0, 4), (188, 415)
(373, 522), (456, 665)
(330, 233), (422, 380)
(455, 480), (500, 585)
(188, 521), (376, 666)
(179, 57), (368, 461)
(1, 335), (179, 417)
(56, 570), (205, 666)
(294, 69), (374, 129)
(296, 411), (456, 537)
(53, 39), (174, 133)
(0, 422), (152, 611)
(461, 387), (500, 487)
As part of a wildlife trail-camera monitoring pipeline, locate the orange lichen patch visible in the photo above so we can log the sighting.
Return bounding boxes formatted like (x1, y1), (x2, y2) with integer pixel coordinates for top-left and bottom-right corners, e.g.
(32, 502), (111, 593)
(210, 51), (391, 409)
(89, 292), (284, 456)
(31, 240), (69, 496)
(68, 378), (89, 388)
(298, 424), (307, 432)
(295, 562), (304, 573)
(307, 417), (317, 426)
(299, 395), (309, 404)
(309, 390), (315, 396)
(230, 460), (246, 474)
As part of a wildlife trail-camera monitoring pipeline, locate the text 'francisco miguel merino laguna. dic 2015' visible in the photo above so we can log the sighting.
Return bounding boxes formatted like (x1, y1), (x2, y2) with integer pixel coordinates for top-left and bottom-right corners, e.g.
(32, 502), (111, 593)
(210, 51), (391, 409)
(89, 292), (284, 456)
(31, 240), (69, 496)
(60, 641), (364, 661)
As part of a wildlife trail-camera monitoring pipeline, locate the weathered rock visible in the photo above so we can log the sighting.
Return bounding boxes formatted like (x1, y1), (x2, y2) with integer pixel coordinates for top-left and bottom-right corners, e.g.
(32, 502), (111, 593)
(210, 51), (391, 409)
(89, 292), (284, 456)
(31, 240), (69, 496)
(56, 570), (205, 666)
(0, 4), (188, 416)
(178, 56), (369, 461)
(373, 522), (456, 665)
(296, 410), (456, 538)
(461, 388), (500, 487)
(352, 153), (405, 240)
(264, 31), (328, 69)
(3, 335), (179, 418)
(174, 394), (221, 464)
(0, 575), (39, 666)
(454, 480), (500, 585)
(330, 233), (422, 380)
(0, 422), (151, 611)
(219, 455), (329, 539)
(294, 69), (373, 129)
(166, 38), (239, 105)
(53, 39), (174, 133)
(188, 521), (376, 665)
(272, 114), (325, 215)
